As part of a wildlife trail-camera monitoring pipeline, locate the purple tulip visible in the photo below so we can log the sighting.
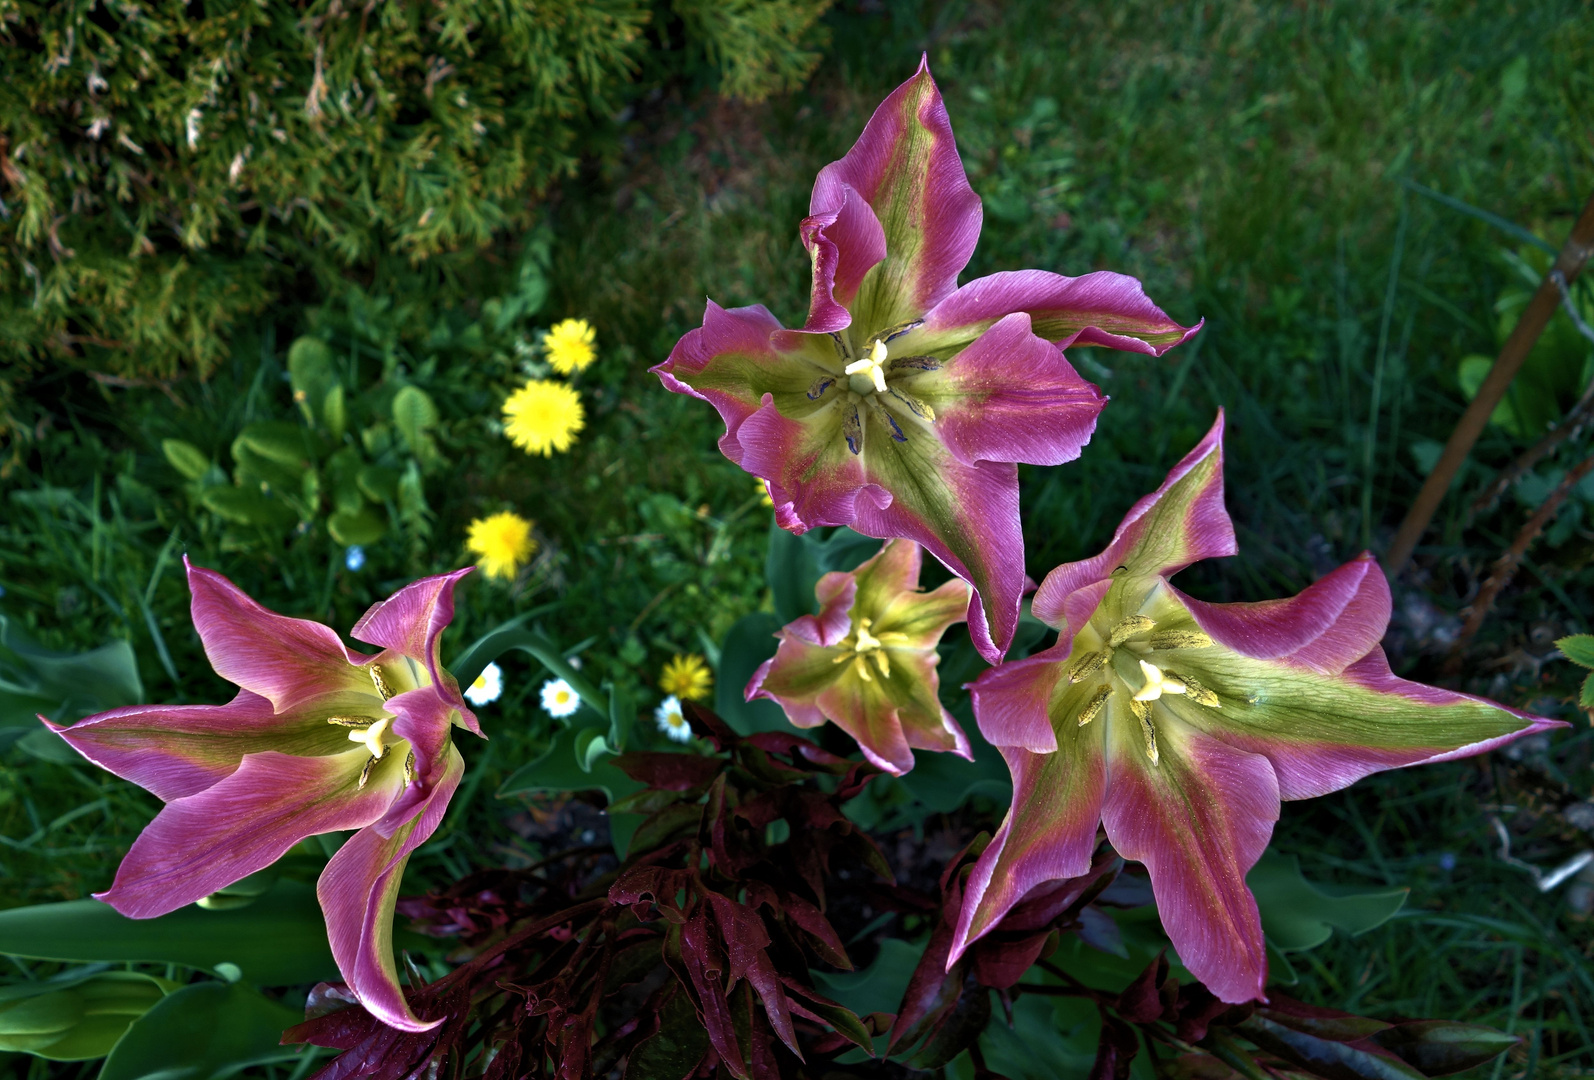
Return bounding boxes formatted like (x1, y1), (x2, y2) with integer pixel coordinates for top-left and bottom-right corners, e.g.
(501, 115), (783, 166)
(951, 413), (1564, 1003)
(746, 538), (972, 775)
(45, 560), (483, 1032)
(653, 58), (1199, 664)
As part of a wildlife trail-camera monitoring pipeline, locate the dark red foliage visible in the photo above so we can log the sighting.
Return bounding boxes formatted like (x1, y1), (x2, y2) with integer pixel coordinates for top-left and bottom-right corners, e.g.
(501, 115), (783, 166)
(285, 703), (890, 1080)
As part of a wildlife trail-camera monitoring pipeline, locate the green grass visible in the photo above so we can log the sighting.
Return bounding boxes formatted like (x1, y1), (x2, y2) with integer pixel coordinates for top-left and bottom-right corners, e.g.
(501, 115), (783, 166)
(2, 0), (1593, 1074)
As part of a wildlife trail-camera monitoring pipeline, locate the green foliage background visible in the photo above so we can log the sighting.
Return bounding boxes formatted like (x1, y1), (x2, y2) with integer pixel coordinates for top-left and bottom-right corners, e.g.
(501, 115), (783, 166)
(3, 0), (1594, 1074)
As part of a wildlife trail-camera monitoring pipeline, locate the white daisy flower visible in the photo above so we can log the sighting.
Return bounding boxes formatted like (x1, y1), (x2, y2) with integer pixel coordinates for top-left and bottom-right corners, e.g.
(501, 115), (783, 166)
(654, 695), (692, 743)
(464, 662), (502, 706)
(540, 678), (580, 718)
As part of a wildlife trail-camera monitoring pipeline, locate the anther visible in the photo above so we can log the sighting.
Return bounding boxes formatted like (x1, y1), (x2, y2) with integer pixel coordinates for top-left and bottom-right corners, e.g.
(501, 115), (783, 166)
(1067, 649), (1109, 684)
(1171, 672), (1221, 708)
(1148, 630), (1214, 651)
(403, 749), (416, 785)
(326, 715), (370, 728)
(1132, 702), (1160, 765)
(1076, 684), (1111, 727)
(369, 665), (393, 701)
(807, 376), (836, 401)
(1108, 615), (1156, 647)
(358, 755), (376, 789)
(843, 405), (863, 455)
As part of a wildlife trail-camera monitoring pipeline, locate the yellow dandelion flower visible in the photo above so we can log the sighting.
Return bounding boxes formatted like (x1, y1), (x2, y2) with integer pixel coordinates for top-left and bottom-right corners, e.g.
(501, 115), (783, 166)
(545, 318), (597, 375)
(660, 653), (713, 701)
(466, 511), (537, 580)
(503, 380), (585, 456)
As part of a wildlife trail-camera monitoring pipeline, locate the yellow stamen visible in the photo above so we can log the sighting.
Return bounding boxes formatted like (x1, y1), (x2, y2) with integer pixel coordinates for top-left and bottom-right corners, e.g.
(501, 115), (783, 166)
(1132, 660), (1186, 702)
(1076, 684), (1112, 727)
(325, 715), (372, 728)
(1067, 649), (1109, 684)
(1137, 708), (1159, 765)
(403, 749), (416, 785)
(871, 649), (891, 679)
(369, 665), (393, 701)
(358, 755), (376, 789)
(1171, 671), (1221, 708)
(843, 338), (889, 394)
(1108, 615), (1156, 647)
(1148, 630), (1214, 651)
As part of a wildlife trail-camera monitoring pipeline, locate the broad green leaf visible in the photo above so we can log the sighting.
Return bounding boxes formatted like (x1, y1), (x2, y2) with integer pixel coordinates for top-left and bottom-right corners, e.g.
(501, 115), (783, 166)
(1247, 852), (1407, 953)
(199, 487), (298, 529)
(325, 446), (366, 515)
(287, 336), (338, 427)
(0, 970), (175, 1061)
(391, 385), (439, 459)
(897, 718), (1011, 814)
(233, 421), (316, 470)
(811, 937), (924, 1023)
(497, 719), (645, 857)
(323, 383), (347, 443)
(355, 464), (401, 504)
(1556, 634), (1594, 670)
(161, 439), (211, 481)
(1581, 672), (1594, 710)
(0, 614), (142, 738)
(977, 995), (1102, 1080)
(98, 981), (304, 1080)
(714, 612), (792, 737)
(0, 880), (337, 986)
(327, 505), (387, 546)
(767, 523), (822, 625)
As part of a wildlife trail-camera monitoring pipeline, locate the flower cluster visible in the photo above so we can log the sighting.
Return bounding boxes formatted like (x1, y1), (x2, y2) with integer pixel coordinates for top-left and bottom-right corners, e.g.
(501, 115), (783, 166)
(668, 59), (1564, 1007)
(501, 317), (598, 457)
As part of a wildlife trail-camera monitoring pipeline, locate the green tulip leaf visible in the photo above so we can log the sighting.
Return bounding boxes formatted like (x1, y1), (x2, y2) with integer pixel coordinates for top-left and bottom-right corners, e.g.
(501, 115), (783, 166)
(0, 880), (337, 986)
(98, 980), (304, 1080)
(161, 439), (211, 481)
(1247, 852), (1407, 953)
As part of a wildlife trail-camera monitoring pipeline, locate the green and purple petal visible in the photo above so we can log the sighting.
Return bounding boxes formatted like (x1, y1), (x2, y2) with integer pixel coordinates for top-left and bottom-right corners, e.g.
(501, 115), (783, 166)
(950, 715), (1106, 961)
(811, 56), (982, 332)
(897, 312), (1105, 468)
(96, 749), (403, 918)
(800, 183), (887, 332)
(814, 652), (966, 774)
(319, 744), (464, 1032)
(912, 269), (1202, 357)
(1032, 412), (1234, 629)
(185, 559), (376, 712)
(1159, 642), (1564, 801)
(1099, 723), (1278, 1004)
(1173, 553), (1388, 674)
(43, 690), (354, 802)
(351, 567), (479, 736)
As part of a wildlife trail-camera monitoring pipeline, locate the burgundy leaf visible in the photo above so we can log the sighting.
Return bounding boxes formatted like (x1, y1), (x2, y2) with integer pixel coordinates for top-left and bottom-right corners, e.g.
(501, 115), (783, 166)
(1089, 1016), (1142, 1080)
(615, 752), (723, 791)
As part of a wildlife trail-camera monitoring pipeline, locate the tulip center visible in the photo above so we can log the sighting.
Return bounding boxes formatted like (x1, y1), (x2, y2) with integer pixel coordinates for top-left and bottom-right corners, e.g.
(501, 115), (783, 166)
(806, 322), (939, 456)
(326, 712), (416, 789)
(1063, 613), (1220, 767)
(833, 617), (910, 682)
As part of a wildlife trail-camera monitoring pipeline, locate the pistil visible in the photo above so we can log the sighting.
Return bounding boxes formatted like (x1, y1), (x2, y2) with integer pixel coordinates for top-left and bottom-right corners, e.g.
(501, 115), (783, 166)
(844, 339), (889, 395)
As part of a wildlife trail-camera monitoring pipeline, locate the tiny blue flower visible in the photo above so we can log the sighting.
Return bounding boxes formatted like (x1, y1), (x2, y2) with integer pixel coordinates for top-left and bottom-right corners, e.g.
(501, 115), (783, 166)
(345, 546), (366, 572)
(1438, 852), (1457, 872)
